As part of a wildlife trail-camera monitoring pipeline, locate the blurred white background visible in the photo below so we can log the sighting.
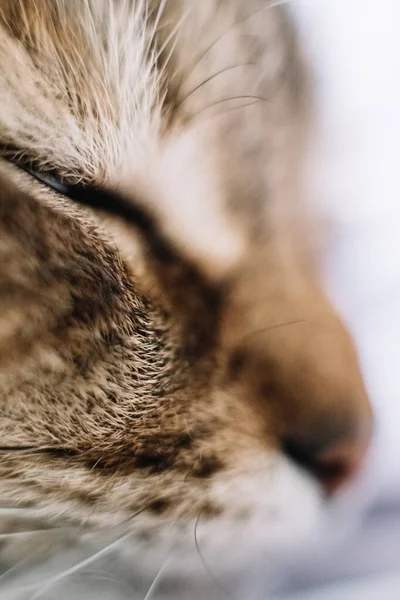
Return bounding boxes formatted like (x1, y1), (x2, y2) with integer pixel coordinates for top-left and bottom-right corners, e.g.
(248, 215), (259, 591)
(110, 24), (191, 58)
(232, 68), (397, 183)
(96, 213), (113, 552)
(293, 0), (400, 503)
(279, 0), (400, 597)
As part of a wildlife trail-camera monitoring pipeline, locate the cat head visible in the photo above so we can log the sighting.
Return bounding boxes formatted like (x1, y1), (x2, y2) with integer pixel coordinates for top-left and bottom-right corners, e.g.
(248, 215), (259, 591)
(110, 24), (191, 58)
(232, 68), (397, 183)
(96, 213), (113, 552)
(0, 0), (372, 586)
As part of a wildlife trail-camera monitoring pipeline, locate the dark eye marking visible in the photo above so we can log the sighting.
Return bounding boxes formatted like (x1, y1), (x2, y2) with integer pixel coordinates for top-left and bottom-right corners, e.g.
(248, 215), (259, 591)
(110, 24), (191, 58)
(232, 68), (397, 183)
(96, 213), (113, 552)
(1, 148), (222, 350)
(1, 150), (177, 264)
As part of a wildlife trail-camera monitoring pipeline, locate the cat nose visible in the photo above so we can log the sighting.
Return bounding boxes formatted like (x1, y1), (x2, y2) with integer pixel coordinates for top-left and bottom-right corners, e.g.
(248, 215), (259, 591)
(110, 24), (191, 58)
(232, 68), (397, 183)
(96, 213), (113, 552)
(227, 312), (373, 495)
(282, 414), (372, 495)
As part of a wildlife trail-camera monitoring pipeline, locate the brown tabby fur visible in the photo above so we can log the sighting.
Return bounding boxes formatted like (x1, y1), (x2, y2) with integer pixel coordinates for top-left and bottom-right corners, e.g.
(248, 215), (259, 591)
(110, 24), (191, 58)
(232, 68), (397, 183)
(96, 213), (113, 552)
(0, 0), (370, 567)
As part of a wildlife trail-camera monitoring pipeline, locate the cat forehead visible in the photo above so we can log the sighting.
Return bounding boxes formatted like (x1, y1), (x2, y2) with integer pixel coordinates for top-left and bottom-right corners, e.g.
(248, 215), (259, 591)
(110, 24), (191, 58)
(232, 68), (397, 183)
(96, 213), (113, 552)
(0, 0), (290, 278)
(0, 1), (292, 177)
(0, 0), (164, 182)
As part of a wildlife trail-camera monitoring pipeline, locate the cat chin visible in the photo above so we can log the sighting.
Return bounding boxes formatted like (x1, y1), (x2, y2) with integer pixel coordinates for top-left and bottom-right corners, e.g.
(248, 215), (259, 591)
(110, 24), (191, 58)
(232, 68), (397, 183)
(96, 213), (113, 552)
(100, 455), (326, 598)
(0, 457), (359, 599)
(195, 454), (325, 567)
(113, 455), (325, 577)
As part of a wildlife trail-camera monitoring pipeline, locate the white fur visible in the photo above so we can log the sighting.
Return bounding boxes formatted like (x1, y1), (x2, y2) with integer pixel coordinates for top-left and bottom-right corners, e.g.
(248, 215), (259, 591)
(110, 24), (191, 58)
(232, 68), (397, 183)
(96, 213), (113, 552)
(0, 1), (163, 181)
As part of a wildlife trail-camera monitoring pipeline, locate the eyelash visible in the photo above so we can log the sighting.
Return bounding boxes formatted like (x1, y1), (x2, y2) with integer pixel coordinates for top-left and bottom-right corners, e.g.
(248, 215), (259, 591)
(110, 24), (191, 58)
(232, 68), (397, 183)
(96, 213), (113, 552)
(3, 155), (72, 196)
(4, 154), (161, 256)
(2, 153), (174, 261)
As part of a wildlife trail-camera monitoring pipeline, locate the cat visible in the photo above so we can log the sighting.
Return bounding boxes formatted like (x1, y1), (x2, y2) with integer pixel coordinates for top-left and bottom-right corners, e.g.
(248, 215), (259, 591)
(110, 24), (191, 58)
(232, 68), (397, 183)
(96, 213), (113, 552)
(0, 1), (372, 597)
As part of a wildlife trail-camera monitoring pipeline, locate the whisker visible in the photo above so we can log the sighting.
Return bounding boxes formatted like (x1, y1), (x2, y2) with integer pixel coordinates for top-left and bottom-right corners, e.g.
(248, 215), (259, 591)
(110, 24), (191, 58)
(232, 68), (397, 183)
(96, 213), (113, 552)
(175, 62), (256, 108)
(0, 530), (69, 540)
(0, 556), (31, 586)
(0, 508), (49, 518)
(186, 94), (269, 125)
(186, 100), (260, 125)
(155, 9), (191, 91)
(147, 0), (169, 47)
(241, 319), (307, 344)
(27, 505), (149, 600)
(175, 0), (293, 88)
(155, 7), (191, 64)
(143, 556), (172, 600)
(193, 511), (234, 599)
(0, 446), (74, 454)
(0, 447), (43, 452)
(266, 0), (293, 7)
(81, 568), (130, 591)
(200, 94), (268, 107)
(28, 538), (129, 599)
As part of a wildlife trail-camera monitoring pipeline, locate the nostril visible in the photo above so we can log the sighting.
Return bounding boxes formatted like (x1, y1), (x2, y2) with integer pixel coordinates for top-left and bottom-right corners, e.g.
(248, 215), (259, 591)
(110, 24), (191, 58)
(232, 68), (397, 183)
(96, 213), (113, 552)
(283, 418), (372, 495)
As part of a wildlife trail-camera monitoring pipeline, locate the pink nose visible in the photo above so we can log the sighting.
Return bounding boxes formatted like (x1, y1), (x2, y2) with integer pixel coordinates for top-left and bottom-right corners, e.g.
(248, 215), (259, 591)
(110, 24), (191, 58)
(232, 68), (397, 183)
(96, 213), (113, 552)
(312, 431), (372, 494)
(283, 416), (373, 495)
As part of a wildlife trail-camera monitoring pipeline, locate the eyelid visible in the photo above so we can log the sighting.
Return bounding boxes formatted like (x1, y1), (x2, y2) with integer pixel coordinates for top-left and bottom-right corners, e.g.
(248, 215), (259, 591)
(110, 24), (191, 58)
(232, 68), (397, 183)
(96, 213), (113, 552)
(5, 157), (72, 196)
(1, 153), (168, 256)
(2, 153), (162, 244)
(26, 167), (71, 195)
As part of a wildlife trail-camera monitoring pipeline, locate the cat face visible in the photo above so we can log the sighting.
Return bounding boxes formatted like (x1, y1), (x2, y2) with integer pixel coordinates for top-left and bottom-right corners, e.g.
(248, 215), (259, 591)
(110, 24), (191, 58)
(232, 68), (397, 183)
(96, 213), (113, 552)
(0, 0), (371, 585)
